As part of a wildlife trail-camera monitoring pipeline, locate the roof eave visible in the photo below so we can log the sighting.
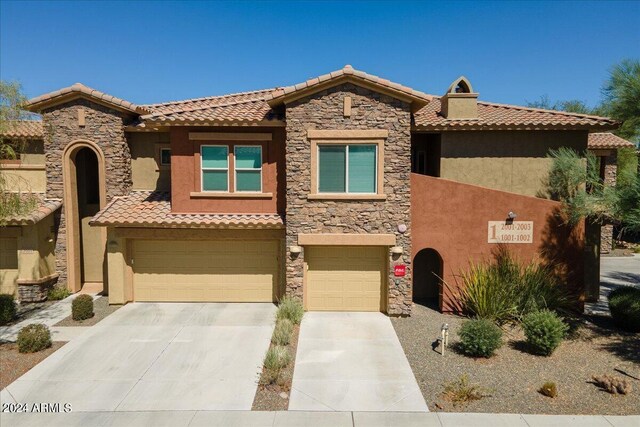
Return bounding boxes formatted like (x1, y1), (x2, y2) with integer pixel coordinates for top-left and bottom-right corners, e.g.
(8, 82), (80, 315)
(268, 75), (431, 112)
(412, 123), (620, 132)
(26, 87), (150, 116)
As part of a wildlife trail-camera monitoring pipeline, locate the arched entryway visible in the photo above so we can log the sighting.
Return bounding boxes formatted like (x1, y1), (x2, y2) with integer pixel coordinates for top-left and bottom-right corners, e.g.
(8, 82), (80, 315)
(62, 141), (107, 293)
(412, 248), (443, 308)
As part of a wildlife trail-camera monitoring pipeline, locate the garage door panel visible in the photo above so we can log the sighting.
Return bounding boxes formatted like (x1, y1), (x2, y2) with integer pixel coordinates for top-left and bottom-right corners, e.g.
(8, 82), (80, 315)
(306, 246), (385, 312)
(133, 239), (277, 302)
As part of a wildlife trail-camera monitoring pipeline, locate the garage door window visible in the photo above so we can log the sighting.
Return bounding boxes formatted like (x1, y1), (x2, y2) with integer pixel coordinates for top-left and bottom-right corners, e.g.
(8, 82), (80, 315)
(318, 144), (376, 193)
(201, 146), (229, 191)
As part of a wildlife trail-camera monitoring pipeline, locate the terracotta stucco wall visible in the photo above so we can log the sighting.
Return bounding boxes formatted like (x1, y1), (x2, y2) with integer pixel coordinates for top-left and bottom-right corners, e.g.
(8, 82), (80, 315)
(439, 131), (588, 196)
(411, 174), (585, 312)
(284, 83), (413, 316)
(129, 132), (171, 191)
(170, 127), (285, 214)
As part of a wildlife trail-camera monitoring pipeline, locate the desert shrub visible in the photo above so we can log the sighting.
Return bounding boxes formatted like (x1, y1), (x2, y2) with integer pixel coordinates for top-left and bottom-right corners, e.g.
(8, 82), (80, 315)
(460, 248), (573, 324)
(442, 374), (488, 406)
(457, 318), (503, 358)
(47, 287), (71, 301)
(0, 294), (16, 325)
(608, 286), (640, 332)
(522, 310), (568, 356)
(17, 324), (52, 353)
(592, 374), (633, 395)
(539, 381), (558, 398)
(276, 296), (304, 325)
(261, 346), (292, 385)
(272, 319), (294, 346)
(72, 294), (94, 321)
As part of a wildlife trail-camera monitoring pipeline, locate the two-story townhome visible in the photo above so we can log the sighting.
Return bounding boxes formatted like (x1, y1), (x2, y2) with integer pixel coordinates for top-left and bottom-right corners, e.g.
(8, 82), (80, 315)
(0, 65), (620, 314)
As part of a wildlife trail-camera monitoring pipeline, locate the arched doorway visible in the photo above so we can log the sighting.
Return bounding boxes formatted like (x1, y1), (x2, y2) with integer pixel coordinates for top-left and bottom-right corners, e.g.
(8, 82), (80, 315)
(413, 248), (443, 308)
(63, 141), (107, 293)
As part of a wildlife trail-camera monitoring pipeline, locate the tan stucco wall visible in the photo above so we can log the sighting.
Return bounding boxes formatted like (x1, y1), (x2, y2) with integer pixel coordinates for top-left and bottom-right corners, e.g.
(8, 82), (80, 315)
(0, 213), (57, 295)
(106, 228), (128, 304)
(128, 132), (171, 191)
(439, 131), (588, 196)
(0, 166), (46, 193)
(0, 234), (19, 295)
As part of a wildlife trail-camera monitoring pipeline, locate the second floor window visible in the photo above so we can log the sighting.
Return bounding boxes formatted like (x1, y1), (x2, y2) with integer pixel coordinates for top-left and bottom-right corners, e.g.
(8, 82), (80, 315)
(318, 144), (376, 193)
(201, 145), (263, 193)
(235, 146), (262, 192)
(202, 146), (229, 191)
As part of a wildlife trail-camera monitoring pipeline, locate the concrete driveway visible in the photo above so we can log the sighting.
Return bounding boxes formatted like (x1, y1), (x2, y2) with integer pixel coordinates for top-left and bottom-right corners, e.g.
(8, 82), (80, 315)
(289, 312), (428, 412)
(586, 254), (640, 315)
(0, 303), (276, 412)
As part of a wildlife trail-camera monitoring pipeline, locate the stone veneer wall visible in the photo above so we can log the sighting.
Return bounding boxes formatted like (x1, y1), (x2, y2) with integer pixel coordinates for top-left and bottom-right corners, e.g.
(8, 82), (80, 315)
(42, 99), (133, 287)
(285, 83), (413, 316)
(600, 151), (618, 254)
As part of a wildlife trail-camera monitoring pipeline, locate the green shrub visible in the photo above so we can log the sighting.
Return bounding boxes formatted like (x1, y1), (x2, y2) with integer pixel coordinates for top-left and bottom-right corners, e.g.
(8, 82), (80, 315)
(0, 294), (16, 325)
(264, 345), (292, 371)
(276, 296), (304, 325)
(522, 310), (569, 356)
(262, 345), (292, 385)
(47, 287), (71, 301)
(460, 248), (573, 324)
(457, 318), (503, 358)
(17, 324), (52, 353)
(72, 294), (94, 321)
(272, 319), (294, 346)
(608, 286), (640, 332)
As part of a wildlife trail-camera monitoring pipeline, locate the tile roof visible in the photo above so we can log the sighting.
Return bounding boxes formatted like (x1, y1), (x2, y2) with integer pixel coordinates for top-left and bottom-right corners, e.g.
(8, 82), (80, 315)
(267, 65), (432, 108)
(138, 89), (283, 125)
(26, 83), (151, 115)
(413, 97), (619, 131)
(588, 132), (636, 149)
(2, 196), (62, 226)
(90, 191), (284, 229)
(1, 120), (44, 138)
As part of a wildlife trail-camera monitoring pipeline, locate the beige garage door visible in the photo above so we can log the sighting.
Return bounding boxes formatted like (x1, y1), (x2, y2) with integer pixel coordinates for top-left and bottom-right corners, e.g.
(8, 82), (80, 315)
(306, 246), (385, 311)
(133, 240), (278, 302)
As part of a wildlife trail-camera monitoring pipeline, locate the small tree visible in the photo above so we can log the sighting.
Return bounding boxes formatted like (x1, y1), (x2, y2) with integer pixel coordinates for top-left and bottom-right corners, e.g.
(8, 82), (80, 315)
(0, 80), (38, 224)
(545, 148), (640, 237)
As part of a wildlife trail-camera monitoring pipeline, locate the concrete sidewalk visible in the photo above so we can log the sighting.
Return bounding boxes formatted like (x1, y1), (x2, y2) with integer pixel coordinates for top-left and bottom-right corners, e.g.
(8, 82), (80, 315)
(0, 410), (637, 427)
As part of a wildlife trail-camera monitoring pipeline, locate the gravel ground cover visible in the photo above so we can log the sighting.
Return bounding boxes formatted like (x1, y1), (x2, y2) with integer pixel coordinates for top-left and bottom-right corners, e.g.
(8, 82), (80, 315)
(54, 297), (120, 327)
(0, 342), (66, 390)
(252, 325), (300, 411)
(392, 302), (640, 415)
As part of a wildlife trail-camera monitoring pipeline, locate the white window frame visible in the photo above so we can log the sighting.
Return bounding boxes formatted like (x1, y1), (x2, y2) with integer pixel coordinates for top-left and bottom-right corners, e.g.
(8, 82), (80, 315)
(234, 145), (263, 193)
(317, 144), (377, 194)
(159, 147), (171, 166)
(200, 144), (229, 192)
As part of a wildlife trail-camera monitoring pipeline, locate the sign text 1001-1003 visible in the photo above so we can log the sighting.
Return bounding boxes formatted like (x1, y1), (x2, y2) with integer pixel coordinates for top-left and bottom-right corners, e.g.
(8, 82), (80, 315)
(487, 221), (533, 244)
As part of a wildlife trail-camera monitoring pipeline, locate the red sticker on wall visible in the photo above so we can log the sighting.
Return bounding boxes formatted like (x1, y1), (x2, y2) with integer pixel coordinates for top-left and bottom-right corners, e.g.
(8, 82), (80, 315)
(394, 265), (406, 277)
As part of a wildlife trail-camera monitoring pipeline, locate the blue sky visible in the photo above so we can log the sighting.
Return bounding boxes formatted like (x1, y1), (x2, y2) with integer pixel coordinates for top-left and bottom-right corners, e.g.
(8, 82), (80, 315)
(1, 1), (639, 107)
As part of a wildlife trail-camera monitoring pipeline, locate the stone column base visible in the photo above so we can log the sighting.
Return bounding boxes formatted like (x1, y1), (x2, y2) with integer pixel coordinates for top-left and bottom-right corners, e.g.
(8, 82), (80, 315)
(17, 274), (59, 302)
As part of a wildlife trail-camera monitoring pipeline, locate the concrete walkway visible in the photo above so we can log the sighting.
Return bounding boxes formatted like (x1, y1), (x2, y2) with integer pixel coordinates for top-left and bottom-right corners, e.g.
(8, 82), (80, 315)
(0, 293), (100, 343)
(289, 312), (428, 412)
(1, 303), (276, 412)
(585, 254), (640, 316)
(0, 410), (637, 427)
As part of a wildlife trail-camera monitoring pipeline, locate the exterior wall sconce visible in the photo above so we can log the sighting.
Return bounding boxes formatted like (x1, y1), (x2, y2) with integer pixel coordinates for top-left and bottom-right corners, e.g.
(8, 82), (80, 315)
(507, 211), (517, 220)
(390, 246), (403, 255)
(289, 246), (302, 254)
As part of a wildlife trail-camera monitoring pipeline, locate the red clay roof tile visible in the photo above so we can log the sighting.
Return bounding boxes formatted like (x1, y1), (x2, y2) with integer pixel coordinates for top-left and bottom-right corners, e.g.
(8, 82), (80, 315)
(90, 191), (284, 229)
(588, 132), (636, 149)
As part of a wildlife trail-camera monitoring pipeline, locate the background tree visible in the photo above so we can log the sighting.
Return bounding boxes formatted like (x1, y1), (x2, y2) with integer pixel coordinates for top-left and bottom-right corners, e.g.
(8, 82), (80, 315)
(0, 80), (37, 224)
